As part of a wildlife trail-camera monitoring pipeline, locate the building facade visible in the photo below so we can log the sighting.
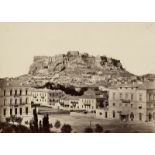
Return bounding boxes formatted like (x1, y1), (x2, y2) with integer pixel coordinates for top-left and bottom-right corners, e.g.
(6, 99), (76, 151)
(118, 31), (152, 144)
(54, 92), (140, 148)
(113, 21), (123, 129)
(96, 82), (155, 122)
(32, 88), (50, 107)
(0, 83), (33, 124)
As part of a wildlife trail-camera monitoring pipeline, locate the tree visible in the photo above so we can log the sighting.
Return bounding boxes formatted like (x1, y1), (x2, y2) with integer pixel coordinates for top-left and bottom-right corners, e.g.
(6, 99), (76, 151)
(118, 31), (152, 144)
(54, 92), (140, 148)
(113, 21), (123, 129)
(84, 127), (93, 133)
(61, 124), (72, 133)
(54, 120), (61, 129)
(33, 108), (38, 133)
(39, 120), (43, 133)
(1, 124), (30, 133)
(15, 117), (22, 125)
(95, 124), (103, 133)
(42, 114), (50, 133)
(29, 120), (34, 132)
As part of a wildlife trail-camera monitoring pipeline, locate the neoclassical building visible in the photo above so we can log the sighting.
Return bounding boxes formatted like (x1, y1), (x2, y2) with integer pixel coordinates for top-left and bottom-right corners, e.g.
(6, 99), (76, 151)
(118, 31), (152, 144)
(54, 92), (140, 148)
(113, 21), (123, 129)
(0, 80), (33, 124)
(31, 88), (65, 107)
(96, 81), (155, 122)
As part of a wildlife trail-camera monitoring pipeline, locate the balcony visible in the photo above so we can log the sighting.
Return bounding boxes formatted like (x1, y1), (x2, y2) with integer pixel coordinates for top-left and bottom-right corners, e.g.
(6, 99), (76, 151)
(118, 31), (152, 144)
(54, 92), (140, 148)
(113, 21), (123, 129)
(121, 99), (131, 103)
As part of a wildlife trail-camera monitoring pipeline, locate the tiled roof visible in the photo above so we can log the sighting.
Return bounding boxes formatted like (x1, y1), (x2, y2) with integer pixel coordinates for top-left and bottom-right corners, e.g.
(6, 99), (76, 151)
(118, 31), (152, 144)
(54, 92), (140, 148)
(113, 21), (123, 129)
(109, 81), (155, 90)
(109, 83), (139, 89)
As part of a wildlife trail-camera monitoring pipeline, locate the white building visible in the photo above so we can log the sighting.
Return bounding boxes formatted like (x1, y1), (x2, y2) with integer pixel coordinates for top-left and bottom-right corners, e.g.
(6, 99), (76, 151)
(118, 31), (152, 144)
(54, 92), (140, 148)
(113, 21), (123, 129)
(0, 81), (33, 124)
(96, 82), (155, 122)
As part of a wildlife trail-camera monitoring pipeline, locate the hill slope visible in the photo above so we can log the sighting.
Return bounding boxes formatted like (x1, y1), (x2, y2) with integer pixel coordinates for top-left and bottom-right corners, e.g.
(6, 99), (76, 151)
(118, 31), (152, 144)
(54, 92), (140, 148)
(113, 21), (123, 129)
(28, 51), (135, 87)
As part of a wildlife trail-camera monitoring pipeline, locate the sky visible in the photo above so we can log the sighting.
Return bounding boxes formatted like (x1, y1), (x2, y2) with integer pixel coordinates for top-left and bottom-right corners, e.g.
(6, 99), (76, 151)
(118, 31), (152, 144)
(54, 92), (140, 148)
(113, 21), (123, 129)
(0, 22), (155, 78)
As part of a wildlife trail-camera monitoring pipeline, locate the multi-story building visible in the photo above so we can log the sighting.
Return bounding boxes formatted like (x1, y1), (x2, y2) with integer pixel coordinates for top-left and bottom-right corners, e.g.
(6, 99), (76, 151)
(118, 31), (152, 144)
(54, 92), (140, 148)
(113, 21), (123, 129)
(48, 89), (65, 106)
(32, 88), (65, 108)
(0, 81), (33, 124)
(78, 90), (98, 112)
(96, 81), (155, 122)
(60, 89), (105, 112)
(31, 88), (50, 107)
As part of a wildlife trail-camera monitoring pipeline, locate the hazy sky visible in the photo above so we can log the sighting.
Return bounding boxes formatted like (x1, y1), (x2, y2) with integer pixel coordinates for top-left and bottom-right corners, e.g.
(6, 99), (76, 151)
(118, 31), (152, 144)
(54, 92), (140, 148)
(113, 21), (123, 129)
(0, 22), (155, 78)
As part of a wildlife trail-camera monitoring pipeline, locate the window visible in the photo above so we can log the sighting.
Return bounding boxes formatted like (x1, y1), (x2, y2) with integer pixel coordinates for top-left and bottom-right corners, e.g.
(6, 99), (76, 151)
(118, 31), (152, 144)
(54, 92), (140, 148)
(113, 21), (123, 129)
(20, 108), (22, 115)
(26, 107), (28, 115)
(3, 108), (6, 116)
(26, 98), (28, 104)
(130, 112), (134, 121)
(120, 93), (122, 99)
(10, 98), (12, 105)
(10, 109), (12, 115)
(26, 89), (28, 95)
(20, 89), (22, 95)
(139, 113), (142, 121)
(99, 112), (102, 115)
(139, 94), (142, 101)
(15, 90), (17, 96)
(131, 94), (134, 101)
(10, 90), (12, 96)
(105, 112), (108, 118)
(20, 98), (22, 104)
(131, 104), (133, 108)
(149, 94), (151, 101)
(113, 93), (115, 99)
(113, 111), (115, 118)
(15, 99), (17, 104)
(113, 103), (115, 106)
(4, 90), (6, 96)
(4, 99), (6, 106)
(15, 108), (17, 115)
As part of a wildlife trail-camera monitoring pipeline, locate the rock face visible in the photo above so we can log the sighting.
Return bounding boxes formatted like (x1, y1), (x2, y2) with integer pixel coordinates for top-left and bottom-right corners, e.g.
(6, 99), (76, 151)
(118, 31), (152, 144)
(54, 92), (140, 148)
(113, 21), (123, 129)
(28, 51), (134, 86)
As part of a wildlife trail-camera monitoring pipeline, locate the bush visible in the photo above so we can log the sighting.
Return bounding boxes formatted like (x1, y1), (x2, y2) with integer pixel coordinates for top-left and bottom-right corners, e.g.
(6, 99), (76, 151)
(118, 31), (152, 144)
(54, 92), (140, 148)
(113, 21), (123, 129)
(95, 124), (103, 133)
(54, 120), (61, 129)
(84, 127), (93, 133)
(5, 116), (23, 125)
(42, 114), (50, 133)
(61, 124), (72, 133)
(0, 123), (30, 133)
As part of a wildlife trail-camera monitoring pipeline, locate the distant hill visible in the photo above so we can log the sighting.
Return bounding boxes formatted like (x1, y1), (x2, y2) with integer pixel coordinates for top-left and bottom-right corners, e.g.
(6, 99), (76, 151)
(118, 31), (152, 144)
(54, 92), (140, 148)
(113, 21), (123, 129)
(28, 51), (135, 87)
(2, 51), (155, 88)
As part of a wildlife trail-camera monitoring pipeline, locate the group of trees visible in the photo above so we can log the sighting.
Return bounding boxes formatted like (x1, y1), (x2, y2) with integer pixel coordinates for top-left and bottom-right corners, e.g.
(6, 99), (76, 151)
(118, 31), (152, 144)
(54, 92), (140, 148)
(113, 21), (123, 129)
(0, 117), (30, 133)
(42, 82), (88, 96)
(3, 108), (106, 133)
(84, 124), (105, 133)
(29, 108), (72, 133)
(29, 108), (51, 133)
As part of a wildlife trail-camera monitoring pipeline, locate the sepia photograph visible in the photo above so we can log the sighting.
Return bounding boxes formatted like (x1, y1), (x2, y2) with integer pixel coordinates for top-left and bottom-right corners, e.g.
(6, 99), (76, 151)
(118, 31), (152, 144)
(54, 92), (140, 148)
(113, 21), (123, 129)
(0, 22), (155, 133)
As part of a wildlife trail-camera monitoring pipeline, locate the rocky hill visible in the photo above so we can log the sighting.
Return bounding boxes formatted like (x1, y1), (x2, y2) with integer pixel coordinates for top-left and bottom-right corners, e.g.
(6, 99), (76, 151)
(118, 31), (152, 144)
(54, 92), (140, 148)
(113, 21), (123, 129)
(28, 51), (135, 87)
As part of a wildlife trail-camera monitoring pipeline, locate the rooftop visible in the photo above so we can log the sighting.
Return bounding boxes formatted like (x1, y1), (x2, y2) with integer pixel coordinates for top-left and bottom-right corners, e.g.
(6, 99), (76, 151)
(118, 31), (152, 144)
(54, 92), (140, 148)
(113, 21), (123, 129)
(109, 81), (155, 90)
(0, 78), (31, 88)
